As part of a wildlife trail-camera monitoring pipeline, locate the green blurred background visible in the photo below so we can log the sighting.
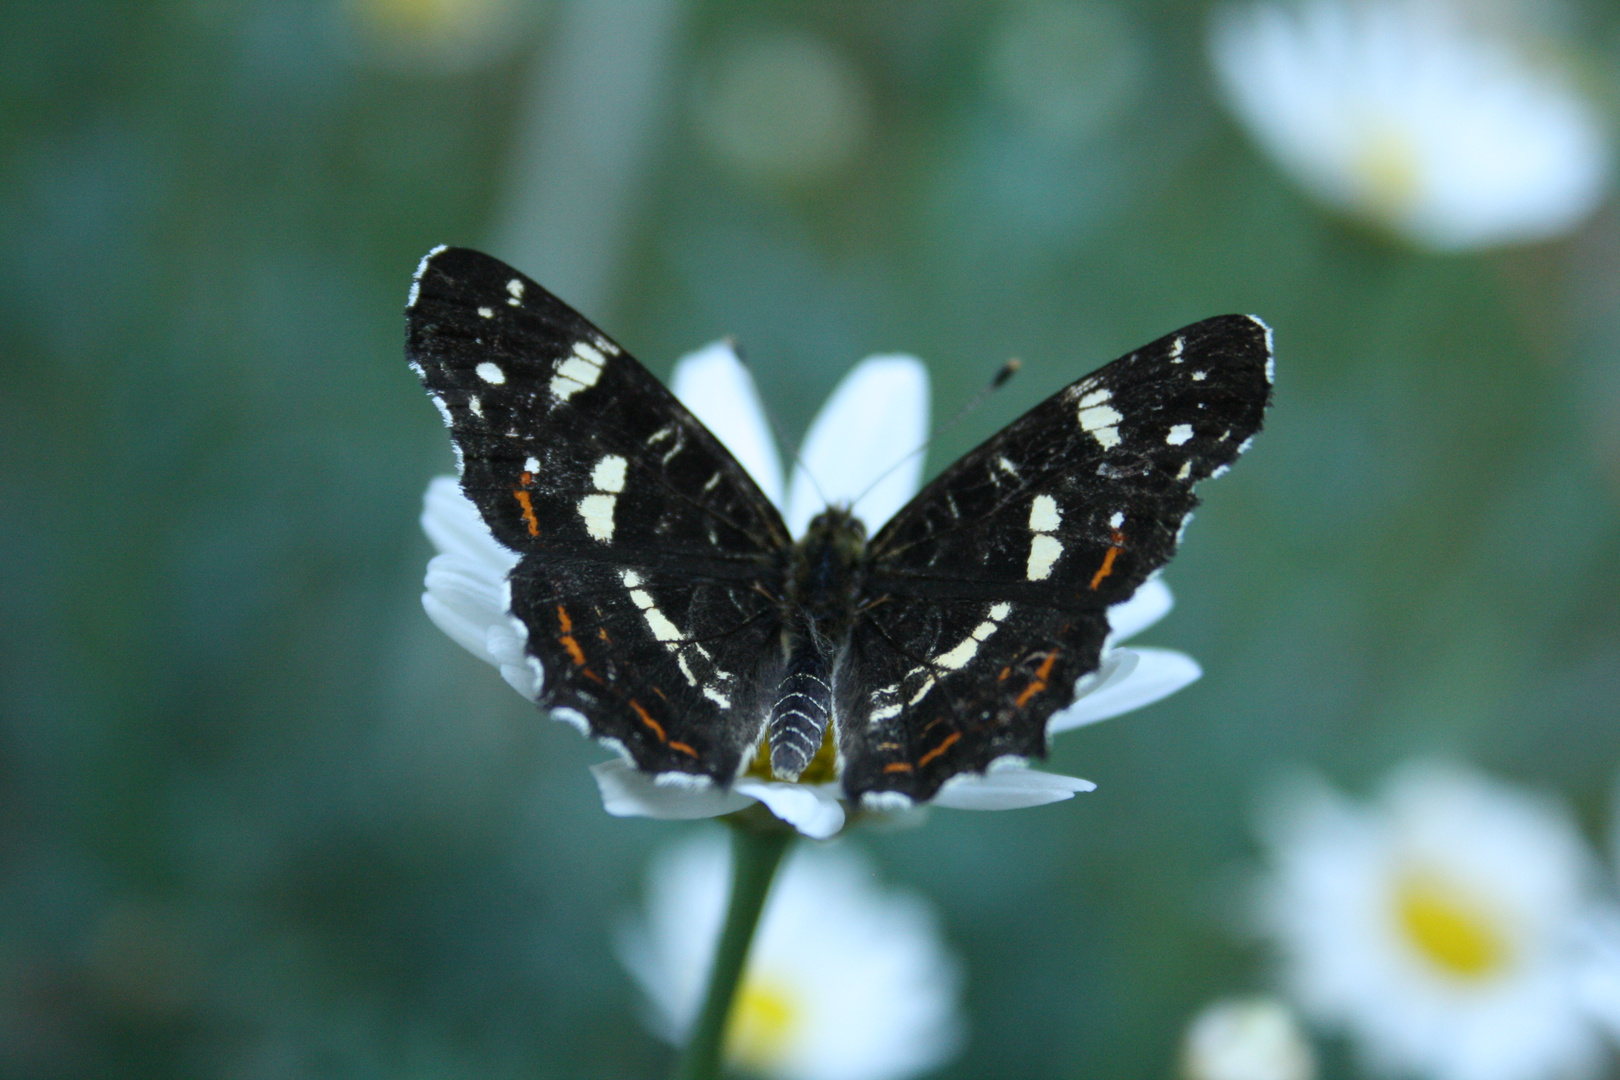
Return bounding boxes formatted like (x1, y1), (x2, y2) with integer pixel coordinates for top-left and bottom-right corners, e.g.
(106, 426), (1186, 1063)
(4, 1), (1619, 1077)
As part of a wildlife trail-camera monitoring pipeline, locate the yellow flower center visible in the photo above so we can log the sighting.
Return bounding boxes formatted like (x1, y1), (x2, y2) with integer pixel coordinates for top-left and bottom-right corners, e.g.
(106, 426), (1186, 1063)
(745, 723), (840, 785)
(1350, 124), (1422, 219)
(726, 976), (801, 1072)
(1393, 873), (1511, 980)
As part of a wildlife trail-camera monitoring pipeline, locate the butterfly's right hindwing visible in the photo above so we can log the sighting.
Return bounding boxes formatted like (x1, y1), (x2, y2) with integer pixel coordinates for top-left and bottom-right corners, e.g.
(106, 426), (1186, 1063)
(407, 247), (788, 783)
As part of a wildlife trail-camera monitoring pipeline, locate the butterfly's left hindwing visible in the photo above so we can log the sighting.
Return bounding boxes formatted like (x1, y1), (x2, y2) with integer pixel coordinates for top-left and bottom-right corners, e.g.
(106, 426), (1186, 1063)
(407, 247), (790, 784)
(840, 315), (1273, 802)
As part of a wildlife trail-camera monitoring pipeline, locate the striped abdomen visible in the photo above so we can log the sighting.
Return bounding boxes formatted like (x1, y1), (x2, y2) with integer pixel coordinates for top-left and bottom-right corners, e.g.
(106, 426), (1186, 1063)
(767, 643), (833, 780)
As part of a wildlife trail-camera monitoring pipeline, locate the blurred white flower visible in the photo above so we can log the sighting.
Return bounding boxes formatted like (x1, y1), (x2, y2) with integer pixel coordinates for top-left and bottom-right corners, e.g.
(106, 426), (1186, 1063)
(346, 0), (536, 72)
(1209, 0), (1611, 251)
(1571, 907), (1620, 1047)
(420, 341), (1201, 838)
(618, 830), (964, 1080)
(1181, 997), (1316, 1080)
(1255, 761), (1607, 1080)
(1571, 778), (1620, 1045)
(694, 32), (869, 187)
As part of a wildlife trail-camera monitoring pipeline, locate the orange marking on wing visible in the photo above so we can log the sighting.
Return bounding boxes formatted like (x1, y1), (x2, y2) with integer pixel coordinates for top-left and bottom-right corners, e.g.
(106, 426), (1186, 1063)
(598, 627), (612, 642)
(1088, 529), (1126, 590)
(556, 605), (587, 666)
(667, 741), (698, 758)
(512, 471), (540, 536)
(1015, 650), (1061, 708)
(998, 665), (1011, 682)
(917, 731), (961, 769)
(883, 762), (914, 774)
(580, 667), (604, 684)
(630, 699), (666, 742)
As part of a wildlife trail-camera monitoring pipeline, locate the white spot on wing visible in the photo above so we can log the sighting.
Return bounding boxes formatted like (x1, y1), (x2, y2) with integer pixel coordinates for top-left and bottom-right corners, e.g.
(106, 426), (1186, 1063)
(552, 708), (590, 736)
(573, 341), (607, 366)
(1027, 534), (1062, 580)
(621, 569), (643, 588)
(475, 361), (506, 385)
(478, 306), (494, 319)
(1109, 511), (1125, 529)
(703, 686), (732, 708)
(988, 601), (1011, 621)
(577, 493), (617, 540)
(591, 454), (627, 493)
(468, 395), (482, 418)
(1029, 494), (1061, 532)
(1166, 423), (1194, 446)
(643, 607), (680, 642)
(1078, 399), (1124, 449)
(524, 456), (540, 473)
(1169, 336), (1184, 359)
(550, 353), (603, 401)
(908, 676), (936, 706)
(1192, 370), (1207, 382)
(430, 395), (452, 427)
(506, 278), (524, 304)
(1176, 461), (1192, 480)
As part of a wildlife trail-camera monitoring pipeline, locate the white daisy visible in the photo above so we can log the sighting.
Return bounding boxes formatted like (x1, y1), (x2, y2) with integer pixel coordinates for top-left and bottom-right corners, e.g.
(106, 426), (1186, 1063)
(1181, 997), (1317, 1080)
(617, 829), (964, 1080)
(1255, 761), (1607, 1080)
(1209, 0), (1612, 251)
(419, 340), (1202, 838)
(1571, 780), (1620, 1045)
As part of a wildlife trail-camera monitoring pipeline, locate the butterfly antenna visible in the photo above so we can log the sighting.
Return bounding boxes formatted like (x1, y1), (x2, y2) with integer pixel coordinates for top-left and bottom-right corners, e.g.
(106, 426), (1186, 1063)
(849, 357), (1022, 510)
(731, 339), (832, 512)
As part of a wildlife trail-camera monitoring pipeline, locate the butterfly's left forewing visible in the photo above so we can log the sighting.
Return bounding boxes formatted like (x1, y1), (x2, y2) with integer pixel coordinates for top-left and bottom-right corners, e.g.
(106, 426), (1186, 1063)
(407, 247), (790, 785)
(840, 315), (1273, 803)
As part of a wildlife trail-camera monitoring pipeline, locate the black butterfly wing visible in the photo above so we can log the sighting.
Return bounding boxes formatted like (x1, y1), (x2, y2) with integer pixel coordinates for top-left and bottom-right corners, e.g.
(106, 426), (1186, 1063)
(407, 247), (790, 785)
(840, 315), (1273, 803)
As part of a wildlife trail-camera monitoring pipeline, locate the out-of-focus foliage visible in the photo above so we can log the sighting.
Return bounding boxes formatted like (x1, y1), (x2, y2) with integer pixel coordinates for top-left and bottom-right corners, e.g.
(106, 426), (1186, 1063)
(2, 1), (1619, 1077)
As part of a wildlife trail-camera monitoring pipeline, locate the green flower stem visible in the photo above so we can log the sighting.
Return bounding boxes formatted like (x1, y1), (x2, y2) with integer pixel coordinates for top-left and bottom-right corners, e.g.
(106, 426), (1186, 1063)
(672, 810), (795, 1080)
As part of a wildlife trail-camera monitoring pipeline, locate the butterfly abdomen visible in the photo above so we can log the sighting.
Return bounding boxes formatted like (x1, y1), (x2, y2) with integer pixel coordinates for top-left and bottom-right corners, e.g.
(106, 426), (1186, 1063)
(768, 509), (869, 779)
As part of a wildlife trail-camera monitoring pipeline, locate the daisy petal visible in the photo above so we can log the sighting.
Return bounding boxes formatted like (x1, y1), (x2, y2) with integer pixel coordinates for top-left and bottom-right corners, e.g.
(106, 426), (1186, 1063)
(670, 341), (786, 508)
(592, 759), (754, 821)
(786, 355), (929, 536)
(422, 554), (510, 659)
(1107, 576), (1174, 643)
(422, 475), (518, 573)
(734, 779), (847, 839)
(1049, 646), (1201, 733)
(931, 764), (1096, 810)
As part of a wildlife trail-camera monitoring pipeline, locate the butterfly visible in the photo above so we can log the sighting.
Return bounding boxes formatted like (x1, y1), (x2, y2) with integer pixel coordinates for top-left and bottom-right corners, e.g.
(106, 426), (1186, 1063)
(407, 246), (1272, 808)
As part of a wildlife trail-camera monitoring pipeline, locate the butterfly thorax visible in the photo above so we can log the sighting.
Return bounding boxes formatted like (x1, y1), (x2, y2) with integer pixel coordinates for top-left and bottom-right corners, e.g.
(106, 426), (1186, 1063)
(767, 508), (867, 780)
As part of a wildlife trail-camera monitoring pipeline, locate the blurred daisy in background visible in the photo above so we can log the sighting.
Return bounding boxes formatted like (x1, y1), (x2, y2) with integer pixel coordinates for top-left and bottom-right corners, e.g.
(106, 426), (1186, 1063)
(345, 0), (538, 70)
(617, 830), (965, 1080)
(1208, 0), (1612, 251)
(1180, 997), (1317, 1080)
(693, 31), (870, 188)
(1572, 778), (1620, 1046)
(1254, 761), (1608, 1080)
(420, 340), (1202, 838)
